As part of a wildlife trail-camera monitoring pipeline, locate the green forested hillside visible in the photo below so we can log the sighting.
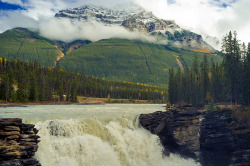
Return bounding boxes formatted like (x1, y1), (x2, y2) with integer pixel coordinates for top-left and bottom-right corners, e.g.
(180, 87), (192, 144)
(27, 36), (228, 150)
(58, 39), (222, 87)
(0, 28), (58, 66)
(0, 28), (222, 88)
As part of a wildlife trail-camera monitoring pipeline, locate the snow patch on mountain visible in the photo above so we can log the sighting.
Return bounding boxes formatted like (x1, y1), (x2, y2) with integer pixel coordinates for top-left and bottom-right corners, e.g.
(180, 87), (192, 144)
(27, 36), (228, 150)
(52, 4), (215, 52)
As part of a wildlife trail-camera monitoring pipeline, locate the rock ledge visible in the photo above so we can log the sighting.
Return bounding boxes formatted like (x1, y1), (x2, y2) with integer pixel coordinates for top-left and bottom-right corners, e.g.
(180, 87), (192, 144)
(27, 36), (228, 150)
(139, 106), (250, 166)
(0, 118), (41, 166)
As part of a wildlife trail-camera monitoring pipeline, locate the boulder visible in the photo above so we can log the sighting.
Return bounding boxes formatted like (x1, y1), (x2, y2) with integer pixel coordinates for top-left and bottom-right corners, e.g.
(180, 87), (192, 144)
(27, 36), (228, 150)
(0, 118), (41, 166)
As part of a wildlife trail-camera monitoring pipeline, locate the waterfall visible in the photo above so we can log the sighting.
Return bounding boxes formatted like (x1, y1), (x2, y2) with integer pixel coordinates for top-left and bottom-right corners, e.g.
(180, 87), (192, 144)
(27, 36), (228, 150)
(34, 116), (200, 166)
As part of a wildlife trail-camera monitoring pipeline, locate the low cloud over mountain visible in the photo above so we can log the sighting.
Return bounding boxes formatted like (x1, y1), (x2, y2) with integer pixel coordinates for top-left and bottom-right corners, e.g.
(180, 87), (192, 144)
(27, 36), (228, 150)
(0, 0), (249, 50)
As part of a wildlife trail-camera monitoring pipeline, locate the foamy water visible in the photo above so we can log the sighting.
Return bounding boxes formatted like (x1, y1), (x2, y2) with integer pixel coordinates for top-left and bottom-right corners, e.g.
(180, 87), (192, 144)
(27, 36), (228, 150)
(0, 104), (200, 166)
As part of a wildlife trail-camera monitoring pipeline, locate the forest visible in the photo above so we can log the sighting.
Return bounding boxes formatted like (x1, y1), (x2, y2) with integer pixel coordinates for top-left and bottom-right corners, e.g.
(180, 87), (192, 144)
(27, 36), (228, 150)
(1, 31), (249, 105)
(168, 31), (250, 106)
(0, 59), (167, 103)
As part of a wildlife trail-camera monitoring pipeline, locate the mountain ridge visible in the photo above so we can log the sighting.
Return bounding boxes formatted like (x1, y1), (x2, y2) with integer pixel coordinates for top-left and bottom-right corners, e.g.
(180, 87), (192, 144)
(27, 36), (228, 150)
(55, 4), (215, 52)
(0, 28), (222, 88)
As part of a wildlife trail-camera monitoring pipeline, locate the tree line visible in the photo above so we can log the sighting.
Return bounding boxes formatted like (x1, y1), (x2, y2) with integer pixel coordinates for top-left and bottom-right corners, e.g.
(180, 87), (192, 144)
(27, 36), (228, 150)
(168, 31), (250, 106)
(0, 59), (167, 103)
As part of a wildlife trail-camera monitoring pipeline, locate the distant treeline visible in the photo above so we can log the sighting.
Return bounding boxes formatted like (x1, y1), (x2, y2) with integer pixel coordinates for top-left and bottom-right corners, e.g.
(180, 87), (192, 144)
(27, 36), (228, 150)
(168, 31), (250, 106)
(0, 59), (167, 102)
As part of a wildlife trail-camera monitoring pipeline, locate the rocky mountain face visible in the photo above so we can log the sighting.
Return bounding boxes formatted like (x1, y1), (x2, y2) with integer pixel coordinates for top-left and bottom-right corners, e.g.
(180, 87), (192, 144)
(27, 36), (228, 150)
(139, 107), (250, 166)
(55, 4), (215, 52)
(0, 118), (40, 166)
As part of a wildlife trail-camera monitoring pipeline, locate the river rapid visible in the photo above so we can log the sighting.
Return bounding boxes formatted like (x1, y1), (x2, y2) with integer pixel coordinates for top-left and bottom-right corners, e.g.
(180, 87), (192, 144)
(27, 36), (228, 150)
(0, 104), (200, 166)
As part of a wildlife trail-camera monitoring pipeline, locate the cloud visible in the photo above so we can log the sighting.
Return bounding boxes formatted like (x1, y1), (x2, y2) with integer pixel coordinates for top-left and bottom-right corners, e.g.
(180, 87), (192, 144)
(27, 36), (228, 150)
(1, 0), (156, 43)
(39, 17), (157, 43)
(0, 10), (38, 33)
(1, 0), (132, 19)
(1, 0), (86, 20)
(0, 0), (249, 50)
(216, 0), (250, 44)
(134, 0), (250, 49)
(1, 0), (23, 5)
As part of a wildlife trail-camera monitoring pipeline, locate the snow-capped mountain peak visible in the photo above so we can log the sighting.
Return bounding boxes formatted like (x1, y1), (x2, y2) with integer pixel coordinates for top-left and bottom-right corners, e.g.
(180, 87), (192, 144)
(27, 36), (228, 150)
(55, 4), (215, 52)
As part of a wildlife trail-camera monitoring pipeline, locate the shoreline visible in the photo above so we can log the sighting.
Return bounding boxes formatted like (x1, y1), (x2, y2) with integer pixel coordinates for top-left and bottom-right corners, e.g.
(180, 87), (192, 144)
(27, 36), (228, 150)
(0, 97), (165, 107)
(0, 101), (75, 107)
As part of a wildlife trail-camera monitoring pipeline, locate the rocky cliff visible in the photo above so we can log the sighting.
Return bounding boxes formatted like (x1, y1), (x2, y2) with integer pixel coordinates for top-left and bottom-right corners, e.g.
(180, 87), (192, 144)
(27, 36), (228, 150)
(139, 106), (250, 166)
(55, 4), (178, 33)
(200, 109), (250, 166)
(0, 118), (41, 166)
(55, 4), (215, 52)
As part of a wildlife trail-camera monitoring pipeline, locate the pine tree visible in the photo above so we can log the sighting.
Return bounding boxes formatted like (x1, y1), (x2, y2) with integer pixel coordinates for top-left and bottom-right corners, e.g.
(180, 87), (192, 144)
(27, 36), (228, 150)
(168, 68), (175, 104)
(243, 43), (250, 105)
(222, 31), (242, 104)
(59, 83), (64, 101)
(175, 67), (182, 103)
(70, 81), (78, 102)
(3, 75), (10, 102)
(200, 54), (210, 102)
(38, 72), (47, 101)
(191, 53), (200, 106)
(17, 67), (29, 102)
(232, 31), (241, 104)
(29, 73), (39, 101)
(7, 65), (15, 102)
(242, 42), (247, 59)
(183, 67), (191, 104)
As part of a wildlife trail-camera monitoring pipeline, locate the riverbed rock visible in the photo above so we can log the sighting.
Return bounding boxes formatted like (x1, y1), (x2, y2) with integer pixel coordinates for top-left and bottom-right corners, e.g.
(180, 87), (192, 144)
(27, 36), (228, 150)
(140, 106), (203, 159)
(0, 118), (41, 166)
(139, 106), (250, 166)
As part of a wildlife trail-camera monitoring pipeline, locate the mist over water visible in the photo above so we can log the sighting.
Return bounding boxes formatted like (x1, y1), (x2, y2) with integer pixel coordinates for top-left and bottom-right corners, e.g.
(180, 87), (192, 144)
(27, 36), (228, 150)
(0, 104), (200, 166)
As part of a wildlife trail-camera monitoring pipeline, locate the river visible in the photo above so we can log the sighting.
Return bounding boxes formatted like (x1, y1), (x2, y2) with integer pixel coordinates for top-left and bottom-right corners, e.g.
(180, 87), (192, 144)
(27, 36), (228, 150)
(0, 104), (200, 166)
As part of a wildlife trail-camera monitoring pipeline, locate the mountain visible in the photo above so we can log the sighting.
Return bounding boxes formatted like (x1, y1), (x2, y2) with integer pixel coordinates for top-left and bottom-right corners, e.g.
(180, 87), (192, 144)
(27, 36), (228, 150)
(57, 38), (222, 88)
(0, 28), (58, 66)
(0, 3), (223, 88)
(0, 28), (92, 67)
(55, 4), (215, 52)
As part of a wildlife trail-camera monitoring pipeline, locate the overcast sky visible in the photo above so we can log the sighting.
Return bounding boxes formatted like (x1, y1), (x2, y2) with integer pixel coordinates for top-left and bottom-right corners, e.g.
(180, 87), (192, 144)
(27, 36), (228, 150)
(0, 0), (249, 49)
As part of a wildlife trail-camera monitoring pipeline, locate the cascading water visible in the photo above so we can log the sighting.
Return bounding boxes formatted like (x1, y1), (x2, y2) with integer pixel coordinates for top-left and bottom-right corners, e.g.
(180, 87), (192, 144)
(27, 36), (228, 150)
(34, 117), (200, 166)
(0, 104), (200, 166)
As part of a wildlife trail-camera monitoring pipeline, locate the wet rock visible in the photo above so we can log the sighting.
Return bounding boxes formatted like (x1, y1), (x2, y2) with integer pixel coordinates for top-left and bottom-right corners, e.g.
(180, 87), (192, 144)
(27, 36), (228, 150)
(0, 118), (41, 166)
(200, 109), (250, 166)
(139, 107), (250, 166)
(139, 107), (203, 159)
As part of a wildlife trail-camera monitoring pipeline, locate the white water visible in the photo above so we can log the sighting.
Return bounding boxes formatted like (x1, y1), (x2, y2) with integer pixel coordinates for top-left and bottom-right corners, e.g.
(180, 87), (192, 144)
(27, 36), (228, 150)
(0, 104), (200, 166)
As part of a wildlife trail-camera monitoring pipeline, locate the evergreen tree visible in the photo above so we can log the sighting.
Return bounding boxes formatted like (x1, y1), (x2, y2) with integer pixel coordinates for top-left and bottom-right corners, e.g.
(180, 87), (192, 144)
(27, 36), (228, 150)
(7, 65), (15, 101)
(3, 75), (10, 102)
(243, 43), (250, 105)
(0, 59), (167, 103)
(200, 54), (210, 102)
(70, 81), (78, 102)
(59, 83), (64, 101)
(168, 68), (175, 104)
(38, 72), (47, 101)
(29, 73), (39, 101)
(222, 31), (241, 104)
(175, 67), (182, 103)
(242, 42), (247, 59)
(191, 53), (200, 105)
(183, 67), (191, 104)
(17, 67), (29, 102)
